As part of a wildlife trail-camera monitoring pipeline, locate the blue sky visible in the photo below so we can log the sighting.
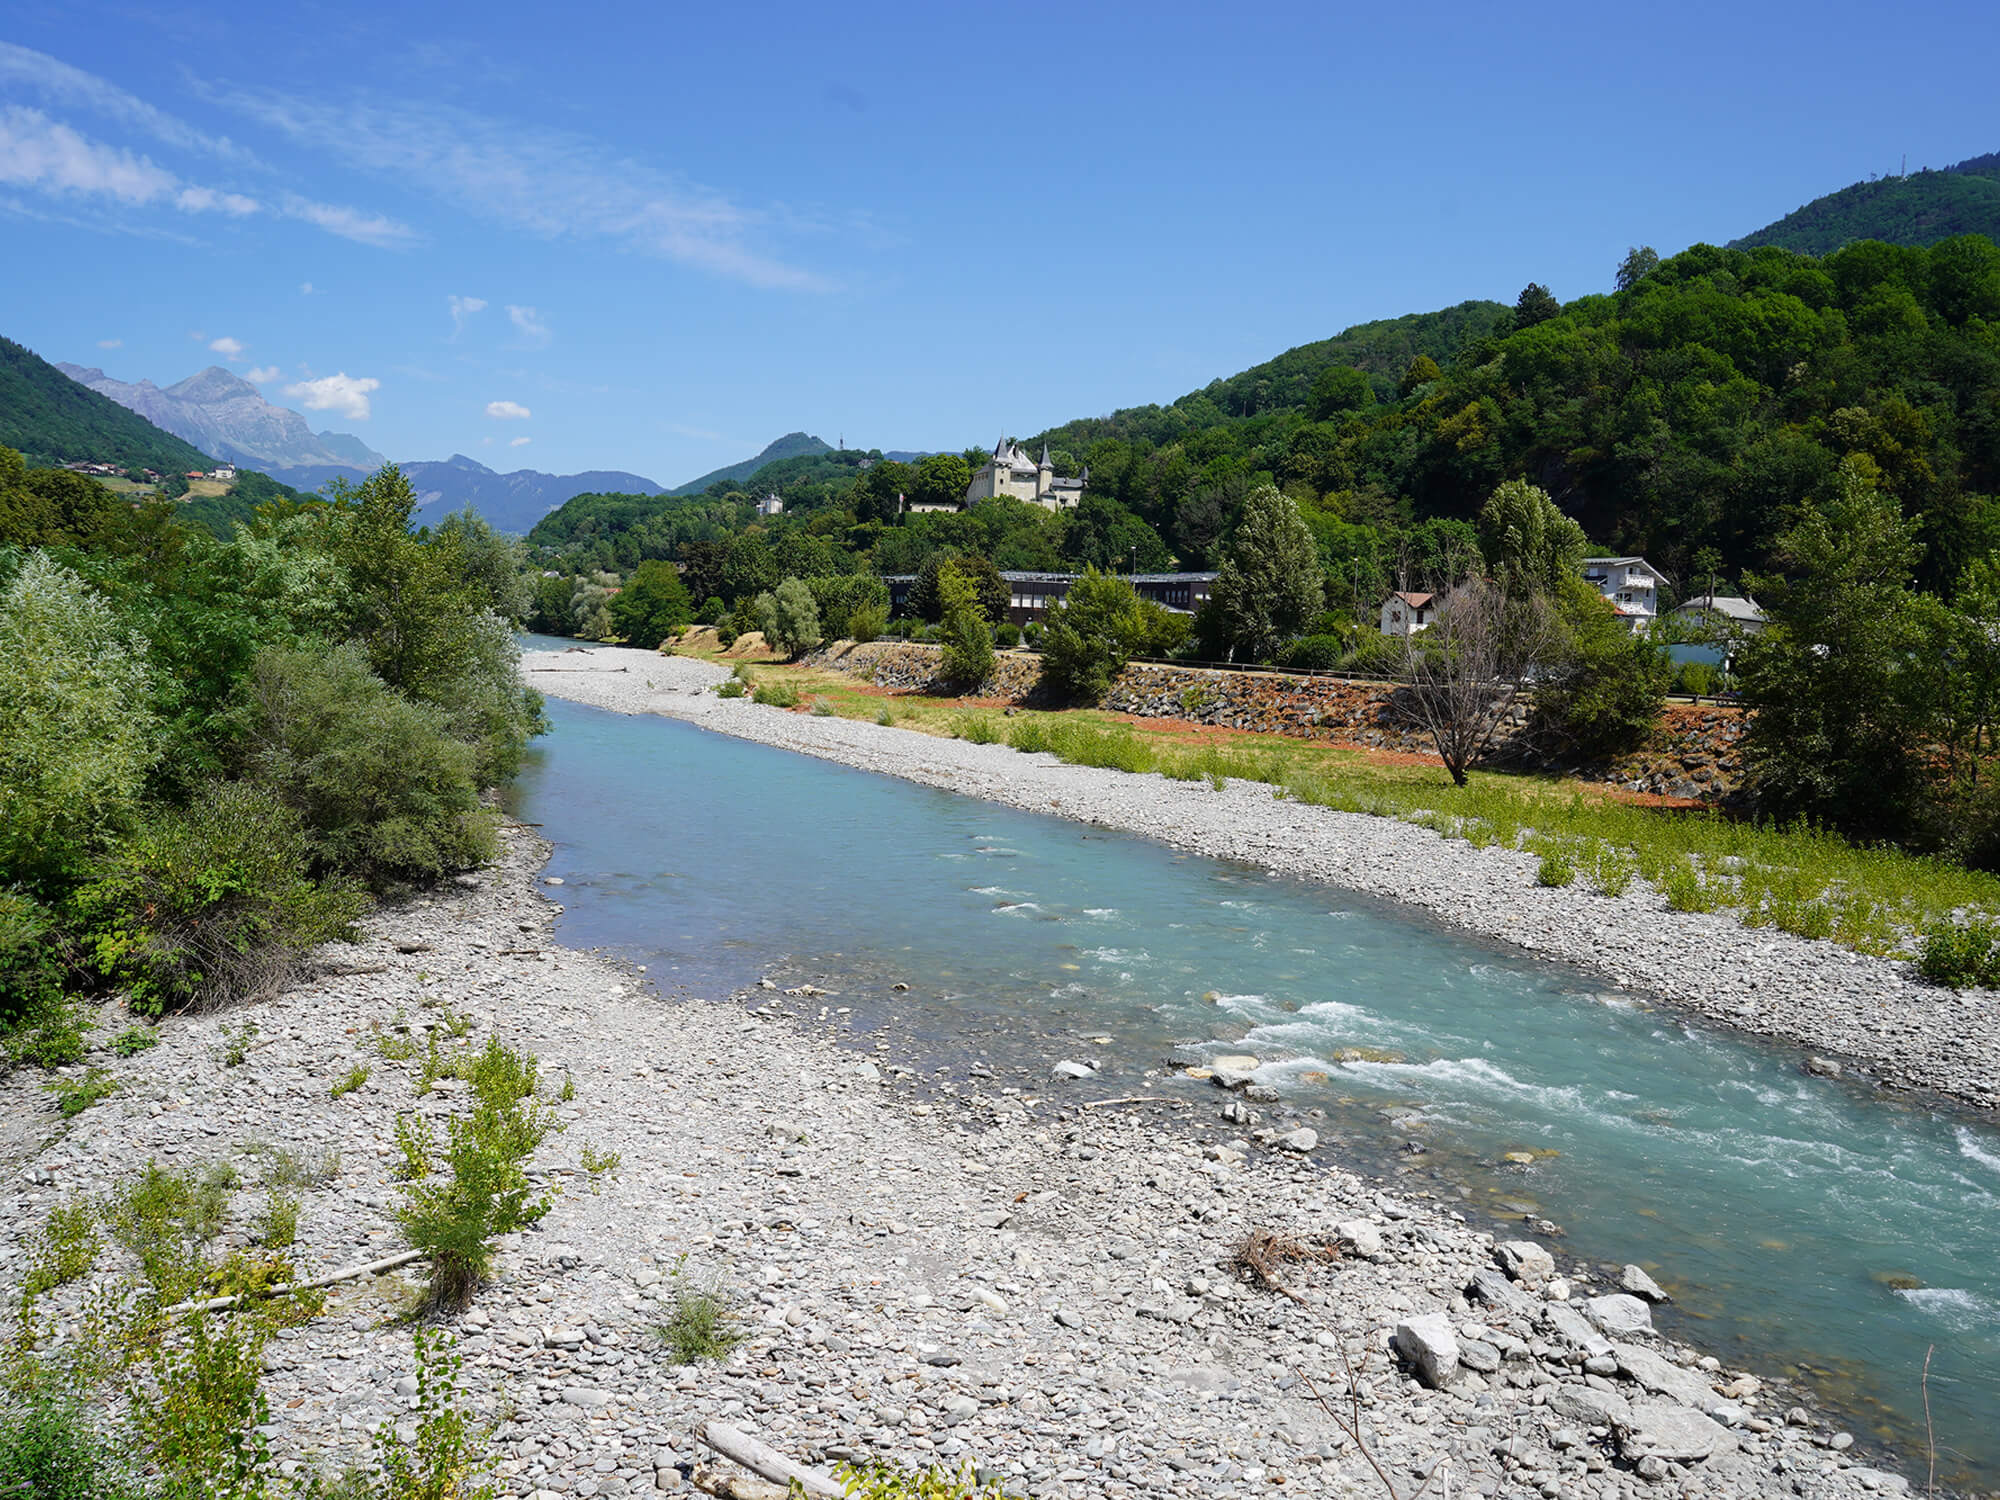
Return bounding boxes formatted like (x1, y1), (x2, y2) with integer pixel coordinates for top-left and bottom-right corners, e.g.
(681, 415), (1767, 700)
(4, 0), (1997, 487)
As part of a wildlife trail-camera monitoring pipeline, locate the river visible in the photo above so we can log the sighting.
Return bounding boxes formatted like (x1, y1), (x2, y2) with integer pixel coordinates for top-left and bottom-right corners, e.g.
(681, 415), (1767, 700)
(507, 689), (2000, 1484)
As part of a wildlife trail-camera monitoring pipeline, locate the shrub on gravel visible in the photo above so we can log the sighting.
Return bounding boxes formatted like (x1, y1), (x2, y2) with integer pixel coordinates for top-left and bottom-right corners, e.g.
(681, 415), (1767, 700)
(751, 680), (799, 709)
(1917, 918), (2000, 987)
(0, 1394), (145, 1500)
(396, 1041), (559, 1312)
(72, 781), (365, 1015)
(654, 1256), (740, 1364)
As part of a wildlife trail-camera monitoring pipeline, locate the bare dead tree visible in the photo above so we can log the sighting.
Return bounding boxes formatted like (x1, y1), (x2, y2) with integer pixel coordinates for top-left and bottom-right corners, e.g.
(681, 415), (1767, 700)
(1399, 575), (1559, 787)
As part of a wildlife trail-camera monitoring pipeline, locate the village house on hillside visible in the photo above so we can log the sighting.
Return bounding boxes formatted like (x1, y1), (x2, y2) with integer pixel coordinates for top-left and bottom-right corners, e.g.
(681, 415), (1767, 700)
(755, 492), (784, 517)
(962, 438), (1087, 511)
(1581, 556), (1668, 633)
(1674, 592), (1766, 635)
(1378, 591), (1436, 637)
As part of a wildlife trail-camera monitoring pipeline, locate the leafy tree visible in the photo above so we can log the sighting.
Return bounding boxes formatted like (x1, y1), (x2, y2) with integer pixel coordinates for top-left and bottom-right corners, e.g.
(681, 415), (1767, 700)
(764, 577), (823, 658)
(1173, 482), (1238, 567)
(805, 573), (889, 640)
(1513, 283), (1562, 328)
(607, 559), (694, 648)
(909, 552), (1008, 623)
(910, 453), (972, 510)
(1039, 569), (1152, 703)
(720, 531), (779, 601)
(1478, 479), (1590, 597)
(1615, 246), (1661, 292)
(1738, 461), (1934, 839)
(1529, 579), (1671, 758)
(1398, 355), (1442, 397)
(1208, 484), (1324, 660)
(1062, 494), (1171, 573)
(1309, 365), (1374, 419)
(0, 553), (157, 888)
(937, 571), (994, 689)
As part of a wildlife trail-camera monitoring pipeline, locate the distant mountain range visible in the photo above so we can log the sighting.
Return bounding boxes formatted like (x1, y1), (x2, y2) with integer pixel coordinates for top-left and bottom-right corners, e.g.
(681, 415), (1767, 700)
(667, 432), (833, 495)
(55, 363), (387, 474)
(2, 337), (216, 473)
(1731, 151), (2000, 254)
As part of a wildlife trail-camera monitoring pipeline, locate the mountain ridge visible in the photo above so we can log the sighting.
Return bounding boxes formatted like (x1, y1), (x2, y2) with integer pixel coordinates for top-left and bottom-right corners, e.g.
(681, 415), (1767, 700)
(1, 338), (216, 473)
(1731, 152), (2000, 254)
(56, 361), (387, 474)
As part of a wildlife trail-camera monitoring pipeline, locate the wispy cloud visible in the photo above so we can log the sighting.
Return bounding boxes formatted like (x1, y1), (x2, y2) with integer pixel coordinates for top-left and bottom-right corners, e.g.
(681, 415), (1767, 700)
(447, 294), (486, 338)
(667, 423), (727, 442)
(300, 281), (316, 294)
(0, 104), (410, 247)
(505, 304), (551, 348)
(278, 192), (416, 248)
(284, 372), (379, 421)
(218, 89), (834, 291)
(208, 335), (245, 359)
(485, 399), (531, 420)
(244, 365), (280, 383)
(509, 436), (532, 447)
(0, 42), (255, 163)
(97, 337), (122, 349)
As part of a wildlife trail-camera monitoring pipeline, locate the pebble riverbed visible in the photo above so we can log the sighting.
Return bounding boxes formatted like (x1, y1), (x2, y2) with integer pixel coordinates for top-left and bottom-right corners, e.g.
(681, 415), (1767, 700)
(522, 646), (1999, 1113)
(2, 643), (1977, 1500)
(0, 830), (1926, 1500)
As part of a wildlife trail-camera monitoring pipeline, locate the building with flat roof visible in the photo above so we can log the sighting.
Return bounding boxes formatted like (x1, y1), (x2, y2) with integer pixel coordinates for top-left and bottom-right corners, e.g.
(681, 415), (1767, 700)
(884, 570), (1216, 628)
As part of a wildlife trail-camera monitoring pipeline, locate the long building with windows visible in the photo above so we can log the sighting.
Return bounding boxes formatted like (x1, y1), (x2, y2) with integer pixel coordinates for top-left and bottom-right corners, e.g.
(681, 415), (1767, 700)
(885, 570), (1216, 628)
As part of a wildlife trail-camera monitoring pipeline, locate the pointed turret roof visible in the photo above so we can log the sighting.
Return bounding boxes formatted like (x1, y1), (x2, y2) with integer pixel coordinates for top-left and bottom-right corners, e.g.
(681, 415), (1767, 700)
(1039, 443), (1051, 466)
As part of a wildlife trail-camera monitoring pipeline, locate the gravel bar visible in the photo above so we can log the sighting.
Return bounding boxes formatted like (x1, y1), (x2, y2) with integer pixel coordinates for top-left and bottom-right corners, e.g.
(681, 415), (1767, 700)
(524, 645), (2000, 1112)
(2, 824), (1924, 1500)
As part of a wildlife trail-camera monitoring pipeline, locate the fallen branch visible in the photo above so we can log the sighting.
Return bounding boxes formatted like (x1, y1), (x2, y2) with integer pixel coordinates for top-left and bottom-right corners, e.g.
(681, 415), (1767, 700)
(160, 1248), (425, 1316)
(695, 1421), (843, 1498)
(316, 963), (391, 978)
(529, 666), (628, 674)
(1081, 1095), (1184, 1110)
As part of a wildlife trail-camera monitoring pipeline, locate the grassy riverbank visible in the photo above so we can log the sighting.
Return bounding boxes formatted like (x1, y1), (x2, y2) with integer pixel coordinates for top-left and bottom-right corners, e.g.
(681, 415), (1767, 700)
(697, 643), (2000, 965)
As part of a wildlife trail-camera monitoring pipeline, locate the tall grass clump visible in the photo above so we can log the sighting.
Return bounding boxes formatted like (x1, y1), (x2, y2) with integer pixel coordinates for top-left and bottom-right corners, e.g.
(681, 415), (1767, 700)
(952, 713), (1000, 744)
(1535, 843), (1578, 887)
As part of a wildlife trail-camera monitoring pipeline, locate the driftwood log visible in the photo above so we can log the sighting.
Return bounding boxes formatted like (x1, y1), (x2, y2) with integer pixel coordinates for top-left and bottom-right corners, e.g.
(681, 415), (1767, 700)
(159, 1248), (425, 1316)
(695, 1421), (843, 1498)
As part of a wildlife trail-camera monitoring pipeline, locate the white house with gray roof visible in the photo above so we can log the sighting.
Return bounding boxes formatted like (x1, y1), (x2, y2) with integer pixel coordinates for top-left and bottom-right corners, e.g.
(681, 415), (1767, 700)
(1581, 556), (1669, 633)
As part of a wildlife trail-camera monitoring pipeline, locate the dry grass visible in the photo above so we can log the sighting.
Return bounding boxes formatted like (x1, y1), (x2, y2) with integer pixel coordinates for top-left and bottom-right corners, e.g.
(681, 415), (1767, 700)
(1233, 1227), (1339, 1303)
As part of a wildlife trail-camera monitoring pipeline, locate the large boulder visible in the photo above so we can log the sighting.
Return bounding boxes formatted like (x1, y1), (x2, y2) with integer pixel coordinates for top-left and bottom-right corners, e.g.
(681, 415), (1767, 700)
(1585, 1292), (1655, 1338)
(1613, 1343), (1719, 1409)
(1617, 1400), (1735, 1463)
(1548, 1384), (1633, 1429)
(1391, 1314), (1460, 1389)
(1495, 1240), (1556, 1286)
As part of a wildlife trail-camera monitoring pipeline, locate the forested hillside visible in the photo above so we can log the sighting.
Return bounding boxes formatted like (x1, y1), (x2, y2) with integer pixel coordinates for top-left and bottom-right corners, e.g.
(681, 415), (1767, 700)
(0, 337), (214, 473)
(528, 237), (2000, 609)
(1733, 154), (2000, 254)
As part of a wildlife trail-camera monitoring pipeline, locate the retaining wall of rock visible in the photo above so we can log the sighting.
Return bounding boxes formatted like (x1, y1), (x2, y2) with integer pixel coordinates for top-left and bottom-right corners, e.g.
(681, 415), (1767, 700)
(805, 640), (1747, 800)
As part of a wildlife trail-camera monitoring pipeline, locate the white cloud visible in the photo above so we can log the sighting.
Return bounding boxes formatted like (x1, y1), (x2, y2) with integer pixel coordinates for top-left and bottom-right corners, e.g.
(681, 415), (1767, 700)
(97, 337), (121, 349)
(485, 399), (531, 420)
(278, 193), (415, 248)
(208, 335), (245, 359)
(176, 185), (257, 215)
(505, 304), (551, 347)
(218, 89), (833, 291)
(448, 294), (486, 337)
(0, 43), (255, 163)
(0, 97), (408, 248)
(0, 105), (181, 204)
(509, 436), (532, 447)
(244, 365), (280, 383)
(300, 281), (315, 294)
(283, 372), (379, 421)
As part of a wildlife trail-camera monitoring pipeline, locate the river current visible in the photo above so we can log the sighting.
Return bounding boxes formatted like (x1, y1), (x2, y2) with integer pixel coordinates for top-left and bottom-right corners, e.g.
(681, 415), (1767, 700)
(507, 687), (2000, 1482)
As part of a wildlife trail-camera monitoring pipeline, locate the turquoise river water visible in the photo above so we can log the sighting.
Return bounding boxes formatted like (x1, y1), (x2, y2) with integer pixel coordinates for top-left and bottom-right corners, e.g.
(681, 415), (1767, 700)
(508, 689), (2000, 1484)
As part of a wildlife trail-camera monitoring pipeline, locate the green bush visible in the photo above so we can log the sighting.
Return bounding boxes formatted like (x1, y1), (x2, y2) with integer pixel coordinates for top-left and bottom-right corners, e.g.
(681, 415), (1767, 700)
(74, 780), (365, 1015)
(716, 678), (746, 698)
(1, 891), (85, 1067)
(1276, 634), (1346, 672)
(46, 1066), (119, 1118)
(1536, 846), (1577, 887)
(953, 714), (1000, 744)
(1673, 660), (1719, 697)
(232, 644), (499, 887)
(715, 626), (738, 649)
(1917, 918), (2000, 987)
(1530, 580), (1671, 759)
(396, 1041), (559, 1312)
(993, 622), (1021, 649)
(752, 680), (799, 708)
(806, 574), (889, 642)
(0, 553), (159, 888)
(848, 599), (887, 644)
(0, 1394), (145, 1500)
